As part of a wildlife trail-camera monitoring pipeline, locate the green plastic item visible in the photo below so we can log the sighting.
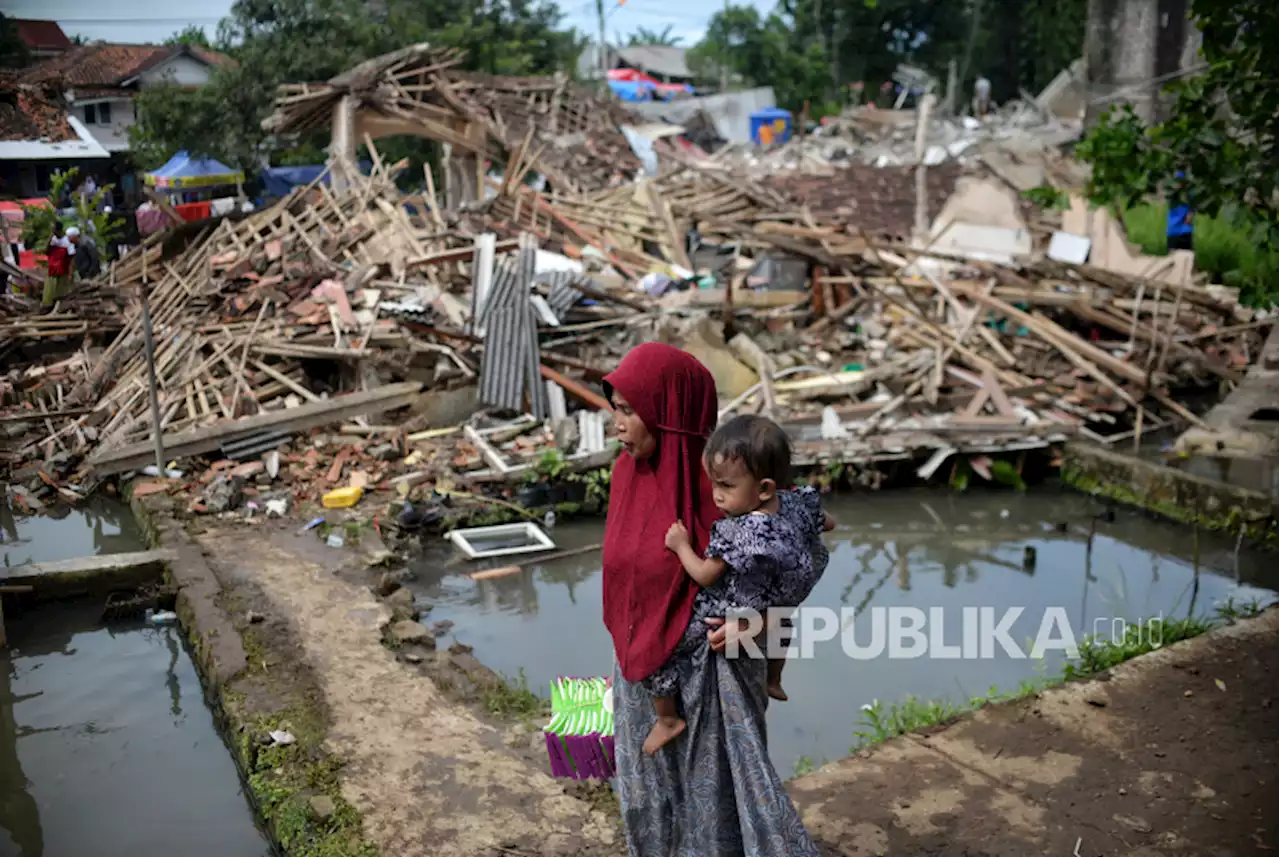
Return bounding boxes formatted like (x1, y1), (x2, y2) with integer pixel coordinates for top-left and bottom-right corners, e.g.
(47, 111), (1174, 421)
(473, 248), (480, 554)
(543, 677), (615, 780)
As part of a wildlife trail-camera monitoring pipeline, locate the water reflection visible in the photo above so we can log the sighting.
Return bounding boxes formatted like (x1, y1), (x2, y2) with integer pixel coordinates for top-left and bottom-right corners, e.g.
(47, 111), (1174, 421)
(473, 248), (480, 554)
(0, 656), (43, 857)
(413, 489), (1278, 774)
(1, 498), (144, 568)
(0, 601), (269, 857)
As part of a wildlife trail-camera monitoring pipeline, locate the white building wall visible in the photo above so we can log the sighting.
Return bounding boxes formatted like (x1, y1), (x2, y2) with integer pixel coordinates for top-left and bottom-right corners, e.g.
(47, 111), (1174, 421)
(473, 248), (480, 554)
(625, 87), (778, 145)
(138, 56), (214, 88)
(76, 98), (137, 153)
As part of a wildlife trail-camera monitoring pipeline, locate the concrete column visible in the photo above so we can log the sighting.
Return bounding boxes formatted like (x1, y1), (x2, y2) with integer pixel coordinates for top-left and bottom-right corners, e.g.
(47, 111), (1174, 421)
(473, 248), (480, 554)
(1085, 0), (1160, 125)
(328, 95), (356, 194)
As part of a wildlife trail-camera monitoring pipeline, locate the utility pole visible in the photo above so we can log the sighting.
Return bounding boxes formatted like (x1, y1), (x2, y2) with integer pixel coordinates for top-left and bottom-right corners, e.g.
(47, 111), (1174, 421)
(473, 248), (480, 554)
(596, 0), (608, 94)
(719, 0), (729, 91)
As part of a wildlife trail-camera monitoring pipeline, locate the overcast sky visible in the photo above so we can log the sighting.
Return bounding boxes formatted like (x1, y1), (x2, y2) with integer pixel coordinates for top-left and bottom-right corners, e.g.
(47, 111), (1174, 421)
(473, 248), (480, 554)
(6, 0), (772, 52)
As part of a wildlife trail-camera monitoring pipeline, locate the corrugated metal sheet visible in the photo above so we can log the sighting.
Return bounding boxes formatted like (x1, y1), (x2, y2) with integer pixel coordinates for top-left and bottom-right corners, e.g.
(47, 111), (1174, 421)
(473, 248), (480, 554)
(535, 270), (590, 321)
(477, 232), (547, 419)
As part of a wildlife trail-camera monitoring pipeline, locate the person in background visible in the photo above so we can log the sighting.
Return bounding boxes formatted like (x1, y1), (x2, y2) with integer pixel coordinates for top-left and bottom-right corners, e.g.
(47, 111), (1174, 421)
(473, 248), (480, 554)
(42, 222), (73, 308)
(973, 75), (992, 118)
(1167, 181), (1193, 252)
(70, 226), (100, 280)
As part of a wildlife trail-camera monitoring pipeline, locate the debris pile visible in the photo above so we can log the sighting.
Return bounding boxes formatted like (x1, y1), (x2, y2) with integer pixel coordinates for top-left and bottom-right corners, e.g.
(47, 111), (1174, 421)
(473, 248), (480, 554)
(263, 44), (642, 197)
(1, 47), (1271, 523)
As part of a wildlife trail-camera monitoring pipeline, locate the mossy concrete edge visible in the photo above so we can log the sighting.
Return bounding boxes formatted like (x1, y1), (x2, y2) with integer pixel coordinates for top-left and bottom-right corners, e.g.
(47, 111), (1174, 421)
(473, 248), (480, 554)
(1059, 441), (1278, 548)
(127, 483), (382, 857)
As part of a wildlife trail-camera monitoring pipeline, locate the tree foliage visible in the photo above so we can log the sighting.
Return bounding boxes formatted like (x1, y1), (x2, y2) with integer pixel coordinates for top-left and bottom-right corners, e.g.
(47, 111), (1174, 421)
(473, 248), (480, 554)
(1075, 0), (1278, 305)
(20, 168), (124, 258)
(165, 25), (213, 48)
(687, 5), (831, 114)
(686, 0), (1082, 114)
(0, 13), (30, 69)
(623, 26), (682, 47)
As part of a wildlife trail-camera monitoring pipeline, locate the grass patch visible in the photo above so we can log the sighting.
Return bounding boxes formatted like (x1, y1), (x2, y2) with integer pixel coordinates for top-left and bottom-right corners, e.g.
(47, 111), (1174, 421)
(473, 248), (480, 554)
(1061, 615), (1210, 679)
(791, 755), (826, 779)
(1122, 202), (1278, 307)
(235, 706), (380, 857)
(1123, 203), (1169, 255)
(848, 609), (1269, 753)
(481, 668), (548, 722)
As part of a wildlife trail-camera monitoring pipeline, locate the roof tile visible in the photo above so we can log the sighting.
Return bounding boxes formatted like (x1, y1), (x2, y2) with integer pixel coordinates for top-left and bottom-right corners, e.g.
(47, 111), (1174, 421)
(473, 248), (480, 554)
(0, 79), (75, 142)
(13, 19), (72, 52)
(20, 42), (234, 88)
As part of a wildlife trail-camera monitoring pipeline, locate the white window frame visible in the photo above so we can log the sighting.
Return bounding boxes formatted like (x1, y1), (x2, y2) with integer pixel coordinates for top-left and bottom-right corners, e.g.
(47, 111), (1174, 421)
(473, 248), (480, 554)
(445, 522), (557, 559)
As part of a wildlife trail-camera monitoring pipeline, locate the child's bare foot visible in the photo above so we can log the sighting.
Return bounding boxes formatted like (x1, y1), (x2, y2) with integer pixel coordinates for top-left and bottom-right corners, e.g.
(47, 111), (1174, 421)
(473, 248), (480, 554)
(643, 716), (686, 754)
(767, 681), (788, 702)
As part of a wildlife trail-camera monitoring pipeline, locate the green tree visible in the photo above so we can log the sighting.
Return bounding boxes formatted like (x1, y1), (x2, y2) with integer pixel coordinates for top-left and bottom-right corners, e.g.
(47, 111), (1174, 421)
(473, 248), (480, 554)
(624, 26), (682, 46)
(688, 5), (830, 111)
(21, 168), (124, 260)
(959, 0), (1084, 104)
(165, 25), (213, 48)
(1075, 0), (1278, 305)
(0, 13), (30, 68)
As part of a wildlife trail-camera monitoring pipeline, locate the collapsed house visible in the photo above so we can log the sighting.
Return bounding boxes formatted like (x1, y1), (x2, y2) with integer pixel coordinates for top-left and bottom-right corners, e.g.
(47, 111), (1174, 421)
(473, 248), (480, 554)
(0, 46), (1269, 522)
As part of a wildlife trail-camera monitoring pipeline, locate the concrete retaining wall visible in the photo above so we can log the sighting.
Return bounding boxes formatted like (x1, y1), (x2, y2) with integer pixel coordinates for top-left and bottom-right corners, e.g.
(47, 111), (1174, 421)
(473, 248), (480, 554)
(1061, 441), (1278, 546)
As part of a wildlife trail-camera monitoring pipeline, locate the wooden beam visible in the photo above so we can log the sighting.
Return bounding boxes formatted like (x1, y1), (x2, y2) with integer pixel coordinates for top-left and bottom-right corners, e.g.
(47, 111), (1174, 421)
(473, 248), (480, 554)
(86, 382), (423, 476)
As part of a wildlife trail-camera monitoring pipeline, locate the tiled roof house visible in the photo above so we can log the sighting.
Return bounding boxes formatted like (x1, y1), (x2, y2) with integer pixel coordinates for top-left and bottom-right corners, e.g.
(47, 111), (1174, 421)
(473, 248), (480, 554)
(20, 42), (234, 152)
(10, 19), (73, 62)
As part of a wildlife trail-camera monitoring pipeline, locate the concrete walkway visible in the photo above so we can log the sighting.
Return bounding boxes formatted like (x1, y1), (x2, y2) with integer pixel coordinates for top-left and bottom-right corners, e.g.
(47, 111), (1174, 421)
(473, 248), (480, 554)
(791, 608), (1278, 856)
(198, 528), (618, 857)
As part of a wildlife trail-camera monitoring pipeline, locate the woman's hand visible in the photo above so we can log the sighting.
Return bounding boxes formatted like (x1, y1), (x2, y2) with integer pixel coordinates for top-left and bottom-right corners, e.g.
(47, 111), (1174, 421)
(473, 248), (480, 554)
(665, 520), (690, 553)
(705, 616), (764, 653)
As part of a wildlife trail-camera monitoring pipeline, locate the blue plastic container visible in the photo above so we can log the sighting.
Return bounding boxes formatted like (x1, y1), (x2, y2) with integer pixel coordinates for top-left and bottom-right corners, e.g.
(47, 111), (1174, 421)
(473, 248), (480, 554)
(749, 107), (792, 146)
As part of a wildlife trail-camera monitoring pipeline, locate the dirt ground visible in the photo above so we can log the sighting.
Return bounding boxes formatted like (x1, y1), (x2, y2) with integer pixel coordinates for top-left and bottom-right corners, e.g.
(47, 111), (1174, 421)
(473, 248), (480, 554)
(189, 515), (1275, 857)
(791, 607), (1279, 856)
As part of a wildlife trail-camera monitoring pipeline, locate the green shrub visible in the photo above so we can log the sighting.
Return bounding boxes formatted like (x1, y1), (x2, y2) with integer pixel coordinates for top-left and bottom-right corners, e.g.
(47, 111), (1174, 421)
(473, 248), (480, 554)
(1121, 202), (1278, 308)
(1121, 203), (1168, 256)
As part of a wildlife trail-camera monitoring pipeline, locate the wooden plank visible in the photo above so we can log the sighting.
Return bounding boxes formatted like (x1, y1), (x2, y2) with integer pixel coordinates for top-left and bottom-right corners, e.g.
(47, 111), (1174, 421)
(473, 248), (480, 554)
(86, 382), (424, 476)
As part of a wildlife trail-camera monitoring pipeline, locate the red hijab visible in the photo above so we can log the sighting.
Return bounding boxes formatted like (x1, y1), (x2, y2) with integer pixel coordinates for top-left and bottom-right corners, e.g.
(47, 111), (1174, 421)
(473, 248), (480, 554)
(602, 343), (721, 682)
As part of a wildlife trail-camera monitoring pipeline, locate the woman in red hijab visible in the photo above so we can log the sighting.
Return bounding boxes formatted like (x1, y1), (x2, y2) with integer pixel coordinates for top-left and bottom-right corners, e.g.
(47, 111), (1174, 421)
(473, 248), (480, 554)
(603, 342), (820, 857)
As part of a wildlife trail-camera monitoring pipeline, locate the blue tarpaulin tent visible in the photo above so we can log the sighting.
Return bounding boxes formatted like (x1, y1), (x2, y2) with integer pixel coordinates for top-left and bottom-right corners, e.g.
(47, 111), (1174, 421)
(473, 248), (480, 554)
(260, 162), (372, 198)
(608, 80), (694, 102)
(609, 80), (656, 101)
(144, 151), (245, 190)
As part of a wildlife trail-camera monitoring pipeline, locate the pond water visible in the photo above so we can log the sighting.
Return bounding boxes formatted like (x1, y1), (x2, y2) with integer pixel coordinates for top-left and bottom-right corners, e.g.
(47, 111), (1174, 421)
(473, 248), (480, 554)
(1, 497), (145, 568)
(408, 488), (1278, 777)
(0, 500), (271, 857)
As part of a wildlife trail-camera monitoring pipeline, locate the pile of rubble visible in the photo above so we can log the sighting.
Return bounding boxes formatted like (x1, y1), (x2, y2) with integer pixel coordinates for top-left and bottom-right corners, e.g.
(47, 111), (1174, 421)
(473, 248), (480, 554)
(0, 47), (1270, 526)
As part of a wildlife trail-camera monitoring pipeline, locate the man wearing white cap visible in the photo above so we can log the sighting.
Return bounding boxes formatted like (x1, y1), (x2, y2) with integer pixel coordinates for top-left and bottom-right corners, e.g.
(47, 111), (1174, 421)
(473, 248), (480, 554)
(69, 226), (100, 280)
